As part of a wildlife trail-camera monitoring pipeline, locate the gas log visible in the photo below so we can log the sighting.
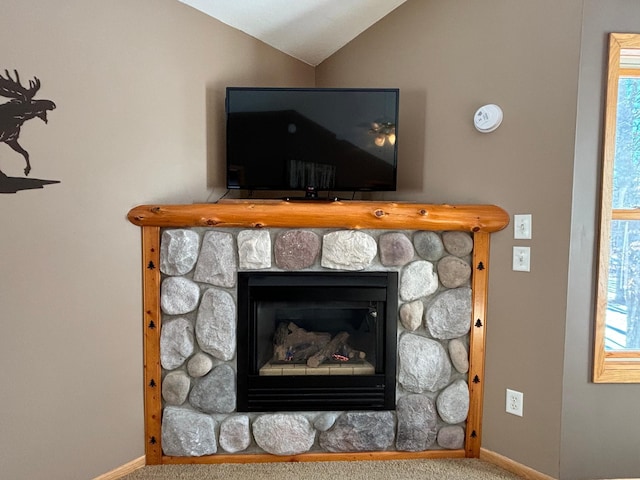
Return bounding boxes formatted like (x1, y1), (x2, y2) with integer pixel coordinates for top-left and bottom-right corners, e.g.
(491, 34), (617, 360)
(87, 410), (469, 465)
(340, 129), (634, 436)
(272, 322), (366, 367)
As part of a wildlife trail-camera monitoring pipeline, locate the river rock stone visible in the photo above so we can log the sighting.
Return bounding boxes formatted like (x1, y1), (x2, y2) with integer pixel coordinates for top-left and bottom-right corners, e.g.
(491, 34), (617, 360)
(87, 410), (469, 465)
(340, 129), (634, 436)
(187, 352), (214, 378)
(425, 287), (472, 339)
(160, 229), (200, 276)
(194, 231), (237, 287)
(274, 230), (321, 270)
(196, 288), (236, 361)
(321, 230), (377, 270)
(252, 414), (315, 455)
(160, 277), (200, 315)
(398, 333), (451, 393)
(189, 364), (236, 414)
(314, 412), (339, 432)
(399, 260), (438, 301)
(238, 230), (271, 269)
(379, 232), (414, 266)
(442, 231), (473, 257)
(319, 411), (395, 452)
(414, 231), (444, 261)
(448, 338), (469, 374)
(437, 425), (465, 449)
(436, 379), (469, 424)
(162, 370), (191, 405)
(437, 255), (471, 288)
(399, 300), (423, 331)
(162, 406), (217, 456)
(219, 415), (251, 453)
(160, 317), (195, 370)
(396, 394), (438, 451)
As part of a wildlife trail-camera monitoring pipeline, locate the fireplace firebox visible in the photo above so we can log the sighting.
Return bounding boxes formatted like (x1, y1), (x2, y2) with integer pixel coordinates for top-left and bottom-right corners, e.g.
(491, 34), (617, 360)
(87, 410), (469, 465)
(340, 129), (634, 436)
(237, 271), (398, 412)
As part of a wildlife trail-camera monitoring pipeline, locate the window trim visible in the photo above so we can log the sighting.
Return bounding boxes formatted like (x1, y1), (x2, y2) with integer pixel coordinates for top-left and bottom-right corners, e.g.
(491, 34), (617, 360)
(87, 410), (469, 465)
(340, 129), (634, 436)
(594, 33), (640, 383)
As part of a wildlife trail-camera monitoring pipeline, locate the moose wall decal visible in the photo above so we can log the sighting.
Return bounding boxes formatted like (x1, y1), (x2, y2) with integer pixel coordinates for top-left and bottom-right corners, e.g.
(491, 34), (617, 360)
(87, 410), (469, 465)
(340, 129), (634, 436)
(0, 69), (56, 177)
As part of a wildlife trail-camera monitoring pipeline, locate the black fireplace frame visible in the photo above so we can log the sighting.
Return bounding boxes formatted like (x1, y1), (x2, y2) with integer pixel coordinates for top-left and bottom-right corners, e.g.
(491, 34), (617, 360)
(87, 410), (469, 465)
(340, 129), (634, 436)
(236, 271), (398, 412)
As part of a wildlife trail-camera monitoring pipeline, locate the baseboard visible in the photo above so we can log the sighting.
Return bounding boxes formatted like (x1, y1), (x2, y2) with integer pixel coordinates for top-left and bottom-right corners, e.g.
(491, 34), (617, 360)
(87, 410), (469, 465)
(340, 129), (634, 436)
(481, 448), (556, 480)
(93, 456), (146, 480)
(95, 450), (555, 479)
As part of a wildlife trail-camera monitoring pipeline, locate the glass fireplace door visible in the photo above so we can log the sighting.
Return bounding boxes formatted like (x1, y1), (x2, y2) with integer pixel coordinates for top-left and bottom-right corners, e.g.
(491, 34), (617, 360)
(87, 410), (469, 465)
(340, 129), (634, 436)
(237, 271), (397, 412)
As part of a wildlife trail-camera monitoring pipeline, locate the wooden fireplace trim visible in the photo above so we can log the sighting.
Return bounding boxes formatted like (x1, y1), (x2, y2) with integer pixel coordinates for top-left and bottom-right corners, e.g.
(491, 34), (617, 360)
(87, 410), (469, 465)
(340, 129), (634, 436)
(127, 200), (509, 465)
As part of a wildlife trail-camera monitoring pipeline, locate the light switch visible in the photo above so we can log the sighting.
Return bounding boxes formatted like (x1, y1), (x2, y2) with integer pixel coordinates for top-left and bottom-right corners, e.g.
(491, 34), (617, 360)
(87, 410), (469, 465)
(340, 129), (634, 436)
(513, 246), (531, 272)
(514, 214), (532, 240)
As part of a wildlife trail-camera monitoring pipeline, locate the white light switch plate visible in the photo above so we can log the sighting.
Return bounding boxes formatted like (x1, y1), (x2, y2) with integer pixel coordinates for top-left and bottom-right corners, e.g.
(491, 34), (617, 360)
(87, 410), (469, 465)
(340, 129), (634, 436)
(513, 246), (530, 272)
(514, 214), (532, 239)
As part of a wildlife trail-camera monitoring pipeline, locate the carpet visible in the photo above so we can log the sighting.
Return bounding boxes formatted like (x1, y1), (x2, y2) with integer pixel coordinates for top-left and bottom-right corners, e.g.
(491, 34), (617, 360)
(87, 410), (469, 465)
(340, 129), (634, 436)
(120, 458), (525, 480)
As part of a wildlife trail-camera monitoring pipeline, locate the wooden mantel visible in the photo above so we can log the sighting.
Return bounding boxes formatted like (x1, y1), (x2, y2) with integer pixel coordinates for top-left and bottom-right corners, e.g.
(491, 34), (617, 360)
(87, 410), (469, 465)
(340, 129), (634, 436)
(128, 200), (509, 232)
(127, 200), (509, 465)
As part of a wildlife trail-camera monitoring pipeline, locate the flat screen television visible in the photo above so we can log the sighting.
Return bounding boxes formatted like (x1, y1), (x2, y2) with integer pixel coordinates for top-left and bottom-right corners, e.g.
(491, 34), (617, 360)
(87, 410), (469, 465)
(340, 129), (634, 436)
(225, 87), (399, 198)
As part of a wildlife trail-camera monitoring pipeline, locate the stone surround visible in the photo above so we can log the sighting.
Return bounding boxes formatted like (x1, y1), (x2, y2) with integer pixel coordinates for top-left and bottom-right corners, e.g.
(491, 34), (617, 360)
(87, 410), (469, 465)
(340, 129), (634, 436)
(158, 227), (473, 457)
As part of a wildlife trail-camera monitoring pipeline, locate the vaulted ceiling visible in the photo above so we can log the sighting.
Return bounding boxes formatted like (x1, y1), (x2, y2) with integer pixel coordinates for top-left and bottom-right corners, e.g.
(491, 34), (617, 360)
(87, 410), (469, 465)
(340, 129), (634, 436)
(178, 0), (408, 66)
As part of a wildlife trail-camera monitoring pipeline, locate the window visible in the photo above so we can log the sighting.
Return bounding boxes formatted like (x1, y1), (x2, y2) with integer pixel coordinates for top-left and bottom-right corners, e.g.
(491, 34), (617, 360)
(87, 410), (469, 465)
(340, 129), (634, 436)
(594, 33), (640, 382)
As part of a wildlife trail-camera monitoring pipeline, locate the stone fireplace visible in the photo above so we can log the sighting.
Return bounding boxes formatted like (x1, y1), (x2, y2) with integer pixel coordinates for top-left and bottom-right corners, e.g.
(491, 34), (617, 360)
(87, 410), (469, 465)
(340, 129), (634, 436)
(127, 201), (509, 464)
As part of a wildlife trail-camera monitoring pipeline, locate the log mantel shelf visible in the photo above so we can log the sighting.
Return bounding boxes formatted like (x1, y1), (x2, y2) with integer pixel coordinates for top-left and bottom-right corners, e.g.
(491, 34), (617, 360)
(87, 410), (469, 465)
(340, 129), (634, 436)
(127, 199), (509, 465)
(127, 200), (509, 232)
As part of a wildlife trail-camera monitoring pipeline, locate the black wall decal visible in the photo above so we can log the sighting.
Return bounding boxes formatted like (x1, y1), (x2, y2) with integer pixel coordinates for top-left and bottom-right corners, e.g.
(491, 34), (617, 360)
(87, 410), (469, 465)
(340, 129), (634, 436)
(0, 69), (59, 194)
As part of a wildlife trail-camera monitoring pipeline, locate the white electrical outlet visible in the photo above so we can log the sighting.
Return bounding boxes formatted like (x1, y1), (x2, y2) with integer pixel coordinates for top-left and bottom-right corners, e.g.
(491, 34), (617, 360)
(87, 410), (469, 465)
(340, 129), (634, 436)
(514, 214), (532, 239)
(506, 389), (524, 416)
(512, 246), (531, 272)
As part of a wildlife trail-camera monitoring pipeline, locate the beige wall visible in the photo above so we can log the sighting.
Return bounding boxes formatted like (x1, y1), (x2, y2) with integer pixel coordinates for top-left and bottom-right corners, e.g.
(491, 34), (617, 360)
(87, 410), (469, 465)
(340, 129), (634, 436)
(0, 1), (313, 479)
(5, 1), (640, 479)
(317, 1), (582, 477)
(562, 1), (640, 478)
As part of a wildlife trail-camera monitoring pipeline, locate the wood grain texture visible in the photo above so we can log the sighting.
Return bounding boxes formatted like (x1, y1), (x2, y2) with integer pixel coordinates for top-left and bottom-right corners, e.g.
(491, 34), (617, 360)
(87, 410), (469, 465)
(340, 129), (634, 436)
(480, 449), (555, 480)
(593, 33), (640, 383)
(127, 201), (509, 233)
(130, 202), (508, 463)
(162, 449), (466, 464)
(466, 232), (490, 458)
(142, 227), (163, 464)
(92, 456), (145, 480)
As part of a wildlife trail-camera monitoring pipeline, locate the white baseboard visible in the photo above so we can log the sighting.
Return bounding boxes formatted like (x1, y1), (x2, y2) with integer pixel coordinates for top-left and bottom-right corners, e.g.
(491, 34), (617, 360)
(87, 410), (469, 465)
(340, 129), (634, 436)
(481, 448), (556, 480)
(93, 456), (145, 480)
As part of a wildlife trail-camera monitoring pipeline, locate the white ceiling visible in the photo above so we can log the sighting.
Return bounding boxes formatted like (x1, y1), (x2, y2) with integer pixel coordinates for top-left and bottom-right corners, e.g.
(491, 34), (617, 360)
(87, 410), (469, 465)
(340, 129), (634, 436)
(178, 0), (408, 66)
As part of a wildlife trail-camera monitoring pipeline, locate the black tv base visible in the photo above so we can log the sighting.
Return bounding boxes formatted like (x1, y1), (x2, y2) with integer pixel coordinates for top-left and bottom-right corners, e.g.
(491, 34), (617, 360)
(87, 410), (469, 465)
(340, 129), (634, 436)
(283, 196), (341, 202)
(283, 187), (342, 202)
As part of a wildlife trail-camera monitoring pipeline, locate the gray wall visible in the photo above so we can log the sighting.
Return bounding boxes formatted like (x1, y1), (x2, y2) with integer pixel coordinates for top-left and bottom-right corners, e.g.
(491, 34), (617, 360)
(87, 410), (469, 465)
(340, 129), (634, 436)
(562, 1), (640, 478)
(317, 1), (583, 477)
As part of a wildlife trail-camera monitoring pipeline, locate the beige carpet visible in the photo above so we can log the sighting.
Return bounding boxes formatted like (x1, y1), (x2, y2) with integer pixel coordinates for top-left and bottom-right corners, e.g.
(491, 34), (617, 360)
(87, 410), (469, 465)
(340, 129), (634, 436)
(120, 458), (525, 480)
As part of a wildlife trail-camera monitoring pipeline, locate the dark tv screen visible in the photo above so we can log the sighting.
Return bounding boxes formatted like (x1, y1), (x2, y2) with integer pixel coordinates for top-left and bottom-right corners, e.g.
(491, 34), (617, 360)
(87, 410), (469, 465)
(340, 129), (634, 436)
(225, 87), (399, 195)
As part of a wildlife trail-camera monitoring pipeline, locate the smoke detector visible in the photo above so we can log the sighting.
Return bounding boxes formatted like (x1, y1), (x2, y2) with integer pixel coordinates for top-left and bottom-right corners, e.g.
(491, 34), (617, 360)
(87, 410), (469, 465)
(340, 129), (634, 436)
(474, 104), (503, 133)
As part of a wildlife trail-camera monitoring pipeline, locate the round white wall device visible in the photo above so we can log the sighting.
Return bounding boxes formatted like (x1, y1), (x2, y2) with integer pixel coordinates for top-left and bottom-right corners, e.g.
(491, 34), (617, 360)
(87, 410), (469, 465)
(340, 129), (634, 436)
(474, 104), (503, 133)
